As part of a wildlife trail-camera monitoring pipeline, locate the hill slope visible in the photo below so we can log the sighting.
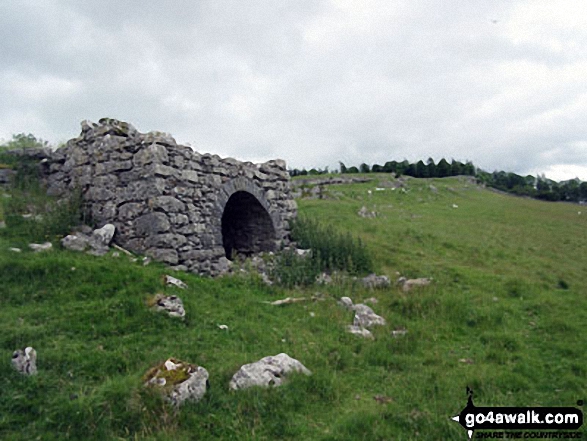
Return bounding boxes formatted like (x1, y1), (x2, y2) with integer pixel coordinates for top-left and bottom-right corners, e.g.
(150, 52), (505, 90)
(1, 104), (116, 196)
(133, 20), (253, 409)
(1, 175), (586, 440)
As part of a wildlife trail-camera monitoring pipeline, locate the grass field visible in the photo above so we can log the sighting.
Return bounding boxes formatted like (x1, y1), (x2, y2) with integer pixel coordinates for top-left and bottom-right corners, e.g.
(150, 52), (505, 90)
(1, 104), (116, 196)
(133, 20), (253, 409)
(1, 174), (585, 440)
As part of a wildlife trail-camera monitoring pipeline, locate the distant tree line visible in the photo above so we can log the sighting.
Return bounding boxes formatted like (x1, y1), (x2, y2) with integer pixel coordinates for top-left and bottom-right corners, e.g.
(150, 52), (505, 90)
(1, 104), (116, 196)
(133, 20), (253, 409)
(476, 170), (587, 203)
(289, 157), (586, 204)
(288, 158), (475, 178)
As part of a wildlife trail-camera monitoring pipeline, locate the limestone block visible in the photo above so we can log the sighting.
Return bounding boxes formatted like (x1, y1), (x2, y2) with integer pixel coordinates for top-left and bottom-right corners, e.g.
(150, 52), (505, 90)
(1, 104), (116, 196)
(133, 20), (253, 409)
(346, 325), (374, 339)
(152, 196), (185, 213)
(146, 248), (179, 265)
(92, 224), (116, 247)
(86, 187), (115, 202)
(150, 294), (185, 318)
(12, 347), (37, 375)
(134, 143), (169, 166)
(182, 170), (199, 183)
(171, 214), (189, 227)
(353, 304), (386, 328)
(229, 353), (311, 390)
(145, 233), (187, 249)
(29, 242), (52, 252)
(61, 234), (90, 251)
(95, 160), (132, 175)
(152, 164), (176, 177)
(361, 274), (391, 289)
(118, 202), (144, 221)
(135, 213), (171, 235)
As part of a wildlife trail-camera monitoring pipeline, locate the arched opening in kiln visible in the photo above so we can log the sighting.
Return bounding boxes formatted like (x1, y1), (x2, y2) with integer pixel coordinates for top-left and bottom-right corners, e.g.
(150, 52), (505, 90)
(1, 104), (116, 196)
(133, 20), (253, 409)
(221, 191), (276, 259)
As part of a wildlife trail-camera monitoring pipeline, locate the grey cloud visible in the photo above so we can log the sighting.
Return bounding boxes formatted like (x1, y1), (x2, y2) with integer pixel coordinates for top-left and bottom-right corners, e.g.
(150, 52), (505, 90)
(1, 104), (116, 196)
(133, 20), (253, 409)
(1, 0), (586, 180)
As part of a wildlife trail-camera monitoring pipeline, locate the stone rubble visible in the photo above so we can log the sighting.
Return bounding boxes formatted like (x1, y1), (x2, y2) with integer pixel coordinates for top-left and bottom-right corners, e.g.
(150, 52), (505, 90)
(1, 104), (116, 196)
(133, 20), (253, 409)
(229, 353), (311, 390)
(12, 347), (37, 375)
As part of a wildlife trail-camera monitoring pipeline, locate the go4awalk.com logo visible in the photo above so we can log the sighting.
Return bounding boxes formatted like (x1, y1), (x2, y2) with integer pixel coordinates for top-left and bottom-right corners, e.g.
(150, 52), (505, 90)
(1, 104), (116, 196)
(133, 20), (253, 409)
(451, 387), (584, 439)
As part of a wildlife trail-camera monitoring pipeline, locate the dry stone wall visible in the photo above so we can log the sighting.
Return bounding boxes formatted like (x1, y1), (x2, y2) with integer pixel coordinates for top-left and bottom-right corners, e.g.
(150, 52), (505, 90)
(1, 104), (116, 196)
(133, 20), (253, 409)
(43, 118), (297, 275)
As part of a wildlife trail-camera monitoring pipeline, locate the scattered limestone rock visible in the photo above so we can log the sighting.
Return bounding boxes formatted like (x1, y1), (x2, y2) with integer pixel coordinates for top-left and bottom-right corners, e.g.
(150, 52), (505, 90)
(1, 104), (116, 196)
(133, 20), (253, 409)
(361, 273), (391, 289)
(339, 296), (386, 334)
(267, 296), (307, 306)
(364, 297), (379, 305)
(346, 325), (374, 339)
(229, 353), (311, 390)
(61, 234), (90, 252)
(391, 328), (408, 337)
(353, 304), (386, 328)
(144, 358), (209, 406)
(164, 274), (188, 289)
(338, 296), (354, 309)
(358, 206), (377, 218)
(92, 223), (115, 247)
(9, 247), (22, 253)
(149, 294), (185, 318)
(12, 347), (37, 375)
(316, 272), (333, 285)
(0, 220), (5, 229)
(397, 276), (432, 292)
(29, 242), (52, 252)
(295, 248), (312, 257)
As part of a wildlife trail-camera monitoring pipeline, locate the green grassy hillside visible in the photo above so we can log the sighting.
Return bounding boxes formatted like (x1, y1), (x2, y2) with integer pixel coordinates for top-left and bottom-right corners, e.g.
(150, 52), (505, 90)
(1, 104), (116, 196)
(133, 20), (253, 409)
(1, 175), (585, 440)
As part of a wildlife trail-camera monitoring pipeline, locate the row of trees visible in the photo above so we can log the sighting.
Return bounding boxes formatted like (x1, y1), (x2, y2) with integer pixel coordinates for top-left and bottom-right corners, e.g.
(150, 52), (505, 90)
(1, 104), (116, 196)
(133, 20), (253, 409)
(289, 158), (475, 178)
(477, 170), (587, 203)
(289, 158), (586, 204)
(339, 158), (475, 178)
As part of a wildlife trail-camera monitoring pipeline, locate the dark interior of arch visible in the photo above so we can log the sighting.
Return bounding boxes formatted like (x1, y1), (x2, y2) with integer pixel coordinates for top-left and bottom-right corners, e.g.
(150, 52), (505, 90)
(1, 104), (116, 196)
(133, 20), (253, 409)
(222, 191), (277, 259)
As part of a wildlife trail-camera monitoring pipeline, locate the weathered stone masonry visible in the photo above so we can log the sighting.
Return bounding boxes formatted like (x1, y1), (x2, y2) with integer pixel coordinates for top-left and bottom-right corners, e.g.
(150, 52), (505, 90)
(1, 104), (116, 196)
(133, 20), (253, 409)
(43, 118), (297, 275)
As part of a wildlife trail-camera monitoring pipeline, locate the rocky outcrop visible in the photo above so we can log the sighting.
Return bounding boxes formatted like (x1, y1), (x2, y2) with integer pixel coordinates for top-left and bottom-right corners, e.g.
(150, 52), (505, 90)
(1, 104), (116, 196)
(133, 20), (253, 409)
(42, 118), (297, 276)
(229, 353), (311, 390)
(144, 358), (209, 406)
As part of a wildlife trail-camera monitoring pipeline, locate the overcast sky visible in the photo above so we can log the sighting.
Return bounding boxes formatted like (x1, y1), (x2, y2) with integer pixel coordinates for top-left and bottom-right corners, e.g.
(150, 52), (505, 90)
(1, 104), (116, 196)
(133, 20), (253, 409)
(1, 0), (586, 180)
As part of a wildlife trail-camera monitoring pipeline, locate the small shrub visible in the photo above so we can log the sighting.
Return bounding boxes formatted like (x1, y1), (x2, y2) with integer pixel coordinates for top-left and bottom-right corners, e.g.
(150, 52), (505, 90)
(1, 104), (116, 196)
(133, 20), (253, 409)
(557, 279), (569, 290)
(290, 216), (373, 275)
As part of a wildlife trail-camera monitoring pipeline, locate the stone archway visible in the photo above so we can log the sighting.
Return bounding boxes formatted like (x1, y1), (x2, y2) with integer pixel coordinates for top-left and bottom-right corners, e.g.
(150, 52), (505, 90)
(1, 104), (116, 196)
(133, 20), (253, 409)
(221, 191), (277, 259)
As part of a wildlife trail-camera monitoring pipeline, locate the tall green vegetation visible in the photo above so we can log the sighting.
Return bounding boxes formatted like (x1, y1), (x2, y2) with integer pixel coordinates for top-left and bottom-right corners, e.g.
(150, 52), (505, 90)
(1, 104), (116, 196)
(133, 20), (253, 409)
(291, 216), (372, 274)
(272, 216), (373, 287)
(0, 135), (83, 243)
